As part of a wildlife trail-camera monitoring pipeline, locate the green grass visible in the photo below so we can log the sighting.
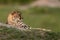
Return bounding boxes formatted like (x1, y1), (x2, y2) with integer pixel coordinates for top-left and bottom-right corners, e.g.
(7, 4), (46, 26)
(0, 6), (13, 23)
(0, 26), (60, 40)
(0, 6), (60, 32)
(22, 7), (60, 32)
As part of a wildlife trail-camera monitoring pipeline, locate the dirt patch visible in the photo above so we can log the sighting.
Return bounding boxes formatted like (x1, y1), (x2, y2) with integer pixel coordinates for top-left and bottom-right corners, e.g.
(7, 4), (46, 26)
(30, 0), (60, 7)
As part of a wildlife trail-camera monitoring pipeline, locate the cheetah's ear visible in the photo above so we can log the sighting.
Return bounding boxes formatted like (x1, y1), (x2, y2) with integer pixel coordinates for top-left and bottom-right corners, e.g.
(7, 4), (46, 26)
(18, 13), (23, 19)
(11, 11), (17, 15)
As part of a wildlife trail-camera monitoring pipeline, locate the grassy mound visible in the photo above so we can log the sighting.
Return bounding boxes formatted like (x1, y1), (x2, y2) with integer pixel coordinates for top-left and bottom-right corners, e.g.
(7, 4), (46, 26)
(0, 26), (60, 40)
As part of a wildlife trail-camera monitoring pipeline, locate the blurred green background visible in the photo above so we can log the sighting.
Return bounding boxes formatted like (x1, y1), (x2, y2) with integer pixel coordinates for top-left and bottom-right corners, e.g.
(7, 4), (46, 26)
(0, 0), (35, 5)
(0, 6), (60, 32)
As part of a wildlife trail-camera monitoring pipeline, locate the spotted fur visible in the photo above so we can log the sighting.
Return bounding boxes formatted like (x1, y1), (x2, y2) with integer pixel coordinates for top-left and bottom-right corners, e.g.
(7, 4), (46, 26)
(7, 10), (30, 29)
